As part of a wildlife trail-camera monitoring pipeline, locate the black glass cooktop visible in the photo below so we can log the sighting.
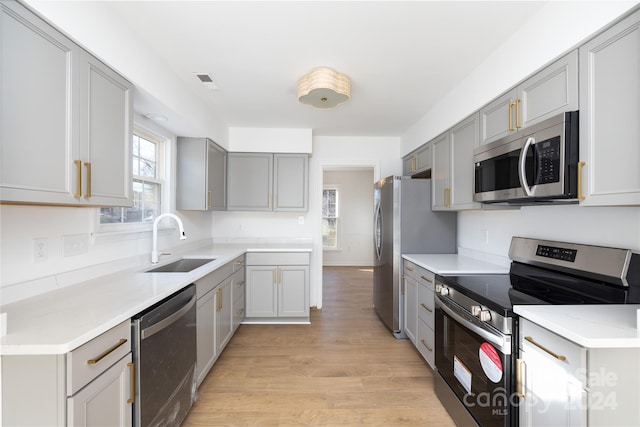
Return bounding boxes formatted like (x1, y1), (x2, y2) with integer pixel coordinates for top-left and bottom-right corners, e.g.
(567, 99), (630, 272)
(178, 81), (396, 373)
(437, 262), (630, 317)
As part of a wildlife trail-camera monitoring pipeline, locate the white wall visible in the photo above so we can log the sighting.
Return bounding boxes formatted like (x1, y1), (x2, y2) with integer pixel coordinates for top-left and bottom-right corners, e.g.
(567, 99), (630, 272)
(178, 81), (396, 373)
(229, 128), (312, 153)
(322, 169), (375, 267)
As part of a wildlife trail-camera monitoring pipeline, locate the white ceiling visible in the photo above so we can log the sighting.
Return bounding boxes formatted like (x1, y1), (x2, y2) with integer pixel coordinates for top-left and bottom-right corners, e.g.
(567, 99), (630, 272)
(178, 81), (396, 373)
(83, 1), (549, 137)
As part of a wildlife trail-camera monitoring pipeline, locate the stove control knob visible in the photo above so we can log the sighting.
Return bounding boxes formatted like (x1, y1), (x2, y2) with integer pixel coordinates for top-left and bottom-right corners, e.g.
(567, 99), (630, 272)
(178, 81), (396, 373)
(479, 310), (492, 322)
(471, 305), (482, 316)
(439, 286), (450, 296)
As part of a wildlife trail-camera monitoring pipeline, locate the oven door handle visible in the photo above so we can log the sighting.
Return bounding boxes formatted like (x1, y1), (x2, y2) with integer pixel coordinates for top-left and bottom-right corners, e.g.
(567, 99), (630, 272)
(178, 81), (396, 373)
(436, 296), (511, 354)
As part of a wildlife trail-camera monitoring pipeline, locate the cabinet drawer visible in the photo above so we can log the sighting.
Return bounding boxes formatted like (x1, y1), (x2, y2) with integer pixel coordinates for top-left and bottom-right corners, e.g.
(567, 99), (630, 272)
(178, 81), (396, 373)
(66, 320), (131, 395)
(233, 268), (246, 303)
(403, 260), (435, 290)
(417, 283), (435, 327)
(520, 319), (586, 384)
(417, 317), (435, 369)
(246, 252), (309, 266)
(403, 260), (420, 280)
(232, 254), (246, 272)
(195, 262), (233, 298)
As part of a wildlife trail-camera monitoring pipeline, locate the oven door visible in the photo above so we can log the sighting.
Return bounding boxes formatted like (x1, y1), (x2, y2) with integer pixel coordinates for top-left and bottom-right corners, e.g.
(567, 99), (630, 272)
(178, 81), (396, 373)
(435, 295), (516, 427)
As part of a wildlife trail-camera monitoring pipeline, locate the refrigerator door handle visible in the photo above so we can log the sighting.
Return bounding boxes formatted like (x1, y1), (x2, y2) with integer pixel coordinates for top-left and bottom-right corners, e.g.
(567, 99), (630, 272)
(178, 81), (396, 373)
(374, 202), (383, 260)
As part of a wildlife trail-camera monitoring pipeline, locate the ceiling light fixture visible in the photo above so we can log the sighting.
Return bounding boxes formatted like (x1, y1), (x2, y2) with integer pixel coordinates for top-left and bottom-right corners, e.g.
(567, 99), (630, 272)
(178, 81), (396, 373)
(297, 67), (350, 109)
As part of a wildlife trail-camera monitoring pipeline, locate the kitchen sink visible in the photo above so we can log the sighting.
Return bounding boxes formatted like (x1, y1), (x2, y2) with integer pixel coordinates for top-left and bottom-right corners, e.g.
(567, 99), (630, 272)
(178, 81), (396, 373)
(146, 258), (215, 273)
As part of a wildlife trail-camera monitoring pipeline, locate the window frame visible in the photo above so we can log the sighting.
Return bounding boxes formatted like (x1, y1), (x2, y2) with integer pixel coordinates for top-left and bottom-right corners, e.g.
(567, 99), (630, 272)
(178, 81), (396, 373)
(96, 122), (171, 234)
(322, 185), (340, 250)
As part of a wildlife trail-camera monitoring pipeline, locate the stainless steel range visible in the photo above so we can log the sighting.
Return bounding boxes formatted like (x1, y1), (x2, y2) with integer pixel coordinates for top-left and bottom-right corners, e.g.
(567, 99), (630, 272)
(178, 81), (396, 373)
(433, 237), (640, 427)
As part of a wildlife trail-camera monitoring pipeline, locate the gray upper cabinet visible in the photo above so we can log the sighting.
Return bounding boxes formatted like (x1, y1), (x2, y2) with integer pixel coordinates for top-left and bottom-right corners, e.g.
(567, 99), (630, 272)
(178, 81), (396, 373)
(227, 153), (308, 211)
(0, 1), (132, 207)
(402, 144), (431, 176)
(176, 137), (227, 211)
(480, 50), (578, 145)
(578, 10), (640, 206)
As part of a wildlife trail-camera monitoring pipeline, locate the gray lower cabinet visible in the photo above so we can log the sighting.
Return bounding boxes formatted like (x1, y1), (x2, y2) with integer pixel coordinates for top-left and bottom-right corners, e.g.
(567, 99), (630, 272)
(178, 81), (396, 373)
(480, 50), (578, 145)
(227, 153), (308, 211)
(403, 260), (436, 368)
(195, 254), (244, 386)
(578, 10), (640, 206)
(245, 252), (310, 322)
(176, 137), (227, 211)
(0, 1), (132, 207)
(518, 318), (640, 427)
(1, 321), (133, 426)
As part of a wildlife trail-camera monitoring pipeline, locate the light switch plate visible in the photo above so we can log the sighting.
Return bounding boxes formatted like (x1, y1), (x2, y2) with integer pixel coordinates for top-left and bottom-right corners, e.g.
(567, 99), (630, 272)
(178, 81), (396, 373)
(32, 238), (48, 263)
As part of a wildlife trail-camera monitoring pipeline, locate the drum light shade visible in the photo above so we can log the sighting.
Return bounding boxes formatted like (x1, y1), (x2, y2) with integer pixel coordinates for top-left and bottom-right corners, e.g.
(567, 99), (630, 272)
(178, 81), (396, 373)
(297, 67), (351, 109)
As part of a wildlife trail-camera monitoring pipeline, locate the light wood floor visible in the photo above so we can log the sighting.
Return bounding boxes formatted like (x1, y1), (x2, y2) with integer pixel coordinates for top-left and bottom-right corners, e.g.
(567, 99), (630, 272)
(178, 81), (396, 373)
(182, 266), (456, 426)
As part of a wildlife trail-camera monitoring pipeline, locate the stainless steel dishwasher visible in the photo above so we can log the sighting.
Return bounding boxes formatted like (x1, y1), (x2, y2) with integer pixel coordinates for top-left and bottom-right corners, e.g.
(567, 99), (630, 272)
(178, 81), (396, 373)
(132, 284), (197, 427)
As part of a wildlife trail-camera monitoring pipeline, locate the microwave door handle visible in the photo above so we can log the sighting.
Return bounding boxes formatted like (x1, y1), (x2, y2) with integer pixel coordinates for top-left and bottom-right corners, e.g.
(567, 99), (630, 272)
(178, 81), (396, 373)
(519, 136), (535, 196)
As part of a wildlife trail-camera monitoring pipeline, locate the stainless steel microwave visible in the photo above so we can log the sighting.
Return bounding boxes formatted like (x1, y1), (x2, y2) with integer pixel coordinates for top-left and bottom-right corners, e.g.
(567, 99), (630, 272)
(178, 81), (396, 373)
(473, 111), (579, 204)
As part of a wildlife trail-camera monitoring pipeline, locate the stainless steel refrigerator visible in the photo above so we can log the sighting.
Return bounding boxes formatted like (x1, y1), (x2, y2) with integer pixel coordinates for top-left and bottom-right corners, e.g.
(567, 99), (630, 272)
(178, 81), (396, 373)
(373, 176), (456, 338)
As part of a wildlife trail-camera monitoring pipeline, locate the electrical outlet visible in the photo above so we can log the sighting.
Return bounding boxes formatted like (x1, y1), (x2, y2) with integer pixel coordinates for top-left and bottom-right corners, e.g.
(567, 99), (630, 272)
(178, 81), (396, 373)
(33, 238), (48, 263)
(63, 234), (89, 257)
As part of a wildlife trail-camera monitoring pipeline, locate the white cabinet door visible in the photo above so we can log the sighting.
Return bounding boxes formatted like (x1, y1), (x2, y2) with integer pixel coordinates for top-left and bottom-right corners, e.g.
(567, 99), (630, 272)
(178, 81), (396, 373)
(215, 278), (233, 353)
(196, 289), (216, 385)
(449, 113), (481, 210)
(480, 90), (516, 146)
(0, 1), (80, 204)
(67, 354), (133, 427)
(78, 51), (132, 207)
(431, 132), (450, 210)
(207, 141), (227, 210)
(279, 265), (309, 317)
(246, 266), (278, 317)
(176, 138), (226, 211)
(579, 11), (640, 206)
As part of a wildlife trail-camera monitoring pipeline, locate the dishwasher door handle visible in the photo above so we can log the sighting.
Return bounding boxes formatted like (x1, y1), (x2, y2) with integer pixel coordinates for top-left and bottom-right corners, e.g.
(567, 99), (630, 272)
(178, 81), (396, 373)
(141, 295), (196, 340)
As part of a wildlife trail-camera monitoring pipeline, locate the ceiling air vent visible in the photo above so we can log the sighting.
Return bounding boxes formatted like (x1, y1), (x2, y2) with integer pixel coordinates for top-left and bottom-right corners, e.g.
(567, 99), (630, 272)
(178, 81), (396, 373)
(193, 73), (218, 90)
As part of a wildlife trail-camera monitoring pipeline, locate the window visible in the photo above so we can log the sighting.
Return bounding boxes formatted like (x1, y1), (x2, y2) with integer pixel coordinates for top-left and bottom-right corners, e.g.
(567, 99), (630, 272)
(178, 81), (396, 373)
(99, 129), (165, 227)
(322, 187), (339, 249)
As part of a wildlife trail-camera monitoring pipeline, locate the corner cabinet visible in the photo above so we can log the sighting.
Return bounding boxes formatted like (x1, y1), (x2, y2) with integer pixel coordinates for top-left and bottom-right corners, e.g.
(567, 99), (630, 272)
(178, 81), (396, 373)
(176, 137), (227, 211)
(0, 1), (132, 207)
(227, 153), (308, 211)
(402, 144), (431, 176)
(1, 321), (133, 427)
(578, 10), (640, 206)
(245, 252), (310, 323)
(480, 50), (578, 146)
(432, 113), (481, 211)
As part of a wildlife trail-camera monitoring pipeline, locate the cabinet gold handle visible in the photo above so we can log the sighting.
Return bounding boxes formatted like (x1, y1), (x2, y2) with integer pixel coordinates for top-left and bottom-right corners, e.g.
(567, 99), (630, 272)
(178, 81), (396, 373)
(235, 259), (244, 266)
(577, 161), (586, 200)
(420, 339), (433, 352)
(127, 362), (135, 403)
(84, 162), (92, 198)
(405, 266), (415, 272)
(87, 338), (127, 364)
(524, 336), (567, 361)
(273, 269), (277, 284)
(236, 280), (245, 288)
(216, 288), (223, 312)
(208, 190), (213, 208)
(412, 157), (416, 172)
(277, 267), (282, 284)
(420, 275), (432, 283)
(516, 358), (526, 398)
(420, 303), (433, 313)
(515, 98), (522, 128)
(508, 102), (515, 131)
(74, 160), (82, 198)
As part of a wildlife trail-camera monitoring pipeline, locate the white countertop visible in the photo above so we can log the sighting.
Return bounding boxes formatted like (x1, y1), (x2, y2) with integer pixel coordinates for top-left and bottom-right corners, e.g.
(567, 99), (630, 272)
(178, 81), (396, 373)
(515, 305), (640, 348)
(402, 253), (509, 275)
(0, 244), (312, 356)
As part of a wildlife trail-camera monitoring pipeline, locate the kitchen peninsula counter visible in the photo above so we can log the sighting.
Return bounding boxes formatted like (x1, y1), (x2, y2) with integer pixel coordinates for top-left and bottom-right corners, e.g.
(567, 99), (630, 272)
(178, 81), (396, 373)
(0, 243), (312, 356)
